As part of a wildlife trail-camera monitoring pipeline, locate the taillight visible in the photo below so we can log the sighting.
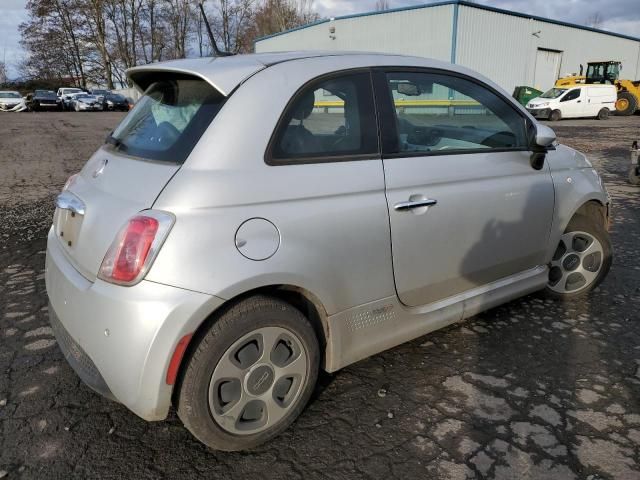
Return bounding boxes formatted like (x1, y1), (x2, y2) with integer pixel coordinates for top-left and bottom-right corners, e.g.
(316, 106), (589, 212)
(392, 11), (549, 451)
(98, 210), (175, 286)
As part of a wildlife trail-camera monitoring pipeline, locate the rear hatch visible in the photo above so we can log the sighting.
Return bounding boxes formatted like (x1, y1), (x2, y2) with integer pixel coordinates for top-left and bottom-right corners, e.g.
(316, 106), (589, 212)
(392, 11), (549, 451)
(52, 59), (264, 281)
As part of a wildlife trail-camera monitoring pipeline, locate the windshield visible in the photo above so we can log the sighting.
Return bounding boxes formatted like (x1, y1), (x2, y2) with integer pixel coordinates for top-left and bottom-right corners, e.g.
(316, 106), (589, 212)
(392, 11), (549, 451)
(0, 92), (21, 99)
(76, 94), (90, 99)
(109, 77), (224, 163)
(107, 94), (126, 101)
(36, 90), (56, 97)
(587, 63), (619, 83)
(63, 89), (82, 94)
(540, 88), (567, 99)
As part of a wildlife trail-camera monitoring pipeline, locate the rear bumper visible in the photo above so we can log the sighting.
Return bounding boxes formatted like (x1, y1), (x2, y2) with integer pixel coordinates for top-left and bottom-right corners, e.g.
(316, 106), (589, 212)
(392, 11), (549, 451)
(49, 303), (116, 401)
(76, 104), (103, 111)
(45, 227), (224, 420)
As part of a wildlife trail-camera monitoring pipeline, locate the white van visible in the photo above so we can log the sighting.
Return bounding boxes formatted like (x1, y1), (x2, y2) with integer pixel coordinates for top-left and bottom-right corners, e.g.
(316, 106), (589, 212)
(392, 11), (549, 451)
(527, 84), (617, 121)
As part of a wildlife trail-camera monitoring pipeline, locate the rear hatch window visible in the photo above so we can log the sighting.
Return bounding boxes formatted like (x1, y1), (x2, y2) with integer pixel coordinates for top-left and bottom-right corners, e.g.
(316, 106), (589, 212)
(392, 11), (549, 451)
(108, 75), (224, 163)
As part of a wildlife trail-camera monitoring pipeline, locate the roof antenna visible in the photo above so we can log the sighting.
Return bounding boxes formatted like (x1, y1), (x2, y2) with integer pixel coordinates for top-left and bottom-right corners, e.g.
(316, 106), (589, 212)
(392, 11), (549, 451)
(198, 1), (233, 57)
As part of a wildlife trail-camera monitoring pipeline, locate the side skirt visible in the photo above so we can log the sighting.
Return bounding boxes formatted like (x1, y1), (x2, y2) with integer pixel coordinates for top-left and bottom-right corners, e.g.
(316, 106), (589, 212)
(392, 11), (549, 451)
(323, 266), (548, 372)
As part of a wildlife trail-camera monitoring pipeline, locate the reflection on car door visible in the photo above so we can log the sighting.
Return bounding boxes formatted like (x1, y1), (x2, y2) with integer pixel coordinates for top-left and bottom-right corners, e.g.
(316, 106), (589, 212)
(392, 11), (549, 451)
(375, 69), (555, 307)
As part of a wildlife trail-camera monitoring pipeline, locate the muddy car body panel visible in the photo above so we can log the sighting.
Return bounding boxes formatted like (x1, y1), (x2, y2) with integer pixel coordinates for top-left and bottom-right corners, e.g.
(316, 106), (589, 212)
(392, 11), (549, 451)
(45, 52), (611, 425)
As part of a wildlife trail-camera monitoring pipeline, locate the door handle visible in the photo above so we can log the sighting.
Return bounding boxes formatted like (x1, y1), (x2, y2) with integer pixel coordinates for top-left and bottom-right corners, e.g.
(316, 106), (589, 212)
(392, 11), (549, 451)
(394, 199), (438, 211)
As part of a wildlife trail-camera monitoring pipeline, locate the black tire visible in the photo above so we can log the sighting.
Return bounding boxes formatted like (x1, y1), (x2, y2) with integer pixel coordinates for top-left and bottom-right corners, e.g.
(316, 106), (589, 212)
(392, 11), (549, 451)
(177, 295), (320, 451)
(549, 109), (562, 121)
(597, 108), (609, 120)
(543, 215), (612, 300)
(629, 166), (640, 185)
(615, 92), (637, 116)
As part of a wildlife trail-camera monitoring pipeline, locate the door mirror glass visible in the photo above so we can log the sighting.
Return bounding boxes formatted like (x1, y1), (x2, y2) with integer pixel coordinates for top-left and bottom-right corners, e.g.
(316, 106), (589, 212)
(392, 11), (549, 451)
(535, 124), (556, 147)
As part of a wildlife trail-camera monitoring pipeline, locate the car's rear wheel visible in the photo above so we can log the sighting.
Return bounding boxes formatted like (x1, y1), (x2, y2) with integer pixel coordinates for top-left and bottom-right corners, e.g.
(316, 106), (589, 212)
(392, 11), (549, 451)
(597, 108), (609, 120)
(544, 215), (611, 300)
(549, 109), (562, 121)
(177, 295), (320, 451)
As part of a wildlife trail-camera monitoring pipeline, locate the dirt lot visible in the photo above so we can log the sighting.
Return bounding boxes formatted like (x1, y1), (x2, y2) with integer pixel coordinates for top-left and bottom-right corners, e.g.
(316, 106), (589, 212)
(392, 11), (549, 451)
(0, 112), (639, 479)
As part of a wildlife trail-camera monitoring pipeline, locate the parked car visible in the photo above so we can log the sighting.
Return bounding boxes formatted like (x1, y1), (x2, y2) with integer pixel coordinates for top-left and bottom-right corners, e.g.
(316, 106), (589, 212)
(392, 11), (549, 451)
(103, 92), (130, 111)
(57, 87), (84, 110)
(527, 84), (617, 121)
(69, 93), (104, 112)
(0, 91), (27, 112)
(46, 52), (612, 452)
(26, 90), (61, 111)
(89, 88), (111, 103)
(90, 88), (111, 97)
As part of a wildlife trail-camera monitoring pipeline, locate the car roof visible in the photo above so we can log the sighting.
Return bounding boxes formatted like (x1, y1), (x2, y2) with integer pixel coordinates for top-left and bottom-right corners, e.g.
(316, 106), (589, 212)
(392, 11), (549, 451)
(126, 51), (461, 96)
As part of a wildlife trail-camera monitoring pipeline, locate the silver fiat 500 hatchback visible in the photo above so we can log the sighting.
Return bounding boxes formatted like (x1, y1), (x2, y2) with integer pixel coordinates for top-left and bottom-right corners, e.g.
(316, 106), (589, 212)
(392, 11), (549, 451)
(46, 52), (611, 451)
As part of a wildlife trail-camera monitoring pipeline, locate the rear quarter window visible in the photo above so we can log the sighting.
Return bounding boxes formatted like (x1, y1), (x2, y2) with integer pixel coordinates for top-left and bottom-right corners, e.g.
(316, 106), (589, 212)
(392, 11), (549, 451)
(108, 76), (224, 164)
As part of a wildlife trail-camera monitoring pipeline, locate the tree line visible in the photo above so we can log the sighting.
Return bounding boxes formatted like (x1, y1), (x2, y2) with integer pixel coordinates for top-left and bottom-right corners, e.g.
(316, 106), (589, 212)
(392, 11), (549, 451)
(19, 0), (319, 89)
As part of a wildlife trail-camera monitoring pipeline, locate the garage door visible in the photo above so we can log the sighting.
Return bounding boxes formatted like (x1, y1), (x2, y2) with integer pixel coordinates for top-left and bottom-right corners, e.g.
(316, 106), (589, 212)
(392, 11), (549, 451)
(534, 49), (563, 91)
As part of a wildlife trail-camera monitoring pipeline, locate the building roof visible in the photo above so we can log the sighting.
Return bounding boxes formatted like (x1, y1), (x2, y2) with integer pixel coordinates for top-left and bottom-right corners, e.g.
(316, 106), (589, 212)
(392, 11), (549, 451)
(255, 0), (640, 45)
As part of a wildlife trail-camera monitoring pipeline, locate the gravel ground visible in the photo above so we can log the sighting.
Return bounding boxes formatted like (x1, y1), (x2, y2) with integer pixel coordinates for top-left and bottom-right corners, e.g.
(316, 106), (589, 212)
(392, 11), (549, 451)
(0, 112), (639, 479)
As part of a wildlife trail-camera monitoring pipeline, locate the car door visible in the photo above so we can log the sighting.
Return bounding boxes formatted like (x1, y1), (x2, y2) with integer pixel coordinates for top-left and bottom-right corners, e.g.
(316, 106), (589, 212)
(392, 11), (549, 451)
(374, 69), (555, 307)
(559, 88), (583, 117)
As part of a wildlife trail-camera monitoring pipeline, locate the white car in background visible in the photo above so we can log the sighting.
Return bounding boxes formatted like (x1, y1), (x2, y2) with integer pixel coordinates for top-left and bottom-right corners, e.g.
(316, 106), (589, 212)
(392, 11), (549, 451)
(57, 87), (84, 110)
(0, 91), (27, 112)
(527, 84), (617, 121)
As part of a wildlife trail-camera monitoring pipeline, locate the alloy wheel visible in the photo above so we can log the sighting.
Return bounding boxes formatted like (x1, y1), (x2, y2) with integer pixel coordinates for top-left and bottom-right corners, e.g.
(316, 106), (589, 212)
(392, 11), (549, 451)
(208, 326), (308, 435)
(548, 231), (604, 294)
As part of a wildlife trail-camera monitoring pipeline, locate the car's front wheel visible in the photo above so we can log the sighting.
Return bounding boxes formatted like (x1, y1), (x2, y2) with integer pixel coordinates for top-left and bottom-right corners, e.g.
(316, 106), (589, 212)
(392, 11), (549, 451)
(177, 295), (320, 451)
(544, 215), (612, 300)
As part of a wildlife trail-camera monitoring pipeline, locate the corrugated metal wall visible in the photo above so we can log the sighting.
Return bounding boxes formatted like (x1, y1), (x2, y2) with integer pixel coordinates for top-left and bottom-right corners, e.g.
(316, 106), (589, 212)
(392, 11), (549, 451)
(456, 6), (640, 94)
(256, 5), (454, 62)
(256, 4), (640, 95)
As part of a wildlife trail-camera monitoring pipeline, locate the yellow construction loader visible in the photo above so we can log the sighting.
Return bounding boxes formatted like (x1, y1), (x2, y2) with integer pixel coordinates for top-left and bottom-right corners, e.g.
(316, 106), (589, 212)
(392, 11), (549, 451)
(555, 61), (640, 116)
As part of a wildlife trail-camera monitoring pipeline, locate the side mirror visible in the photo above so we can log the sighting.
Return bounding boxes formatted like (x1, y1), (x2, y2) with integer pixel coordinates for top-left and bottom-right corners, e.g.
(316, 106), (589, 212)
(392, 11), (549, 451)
(535, 124), (556, 148)
(529, 124), (556, 170)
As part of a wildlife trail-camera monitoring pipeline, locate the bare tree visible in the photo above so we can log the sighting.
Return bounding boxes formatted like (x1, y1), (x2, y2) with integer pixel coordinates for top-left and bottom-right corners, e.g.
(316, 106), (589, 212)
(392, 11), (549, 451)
(18, 0), (287, 85)
(206, 0), (256, 53)
(586, 12), (603, 29)
(252, 0), (319, 39)
(0, 62), (7, 84)
(374, 0), (389, 11)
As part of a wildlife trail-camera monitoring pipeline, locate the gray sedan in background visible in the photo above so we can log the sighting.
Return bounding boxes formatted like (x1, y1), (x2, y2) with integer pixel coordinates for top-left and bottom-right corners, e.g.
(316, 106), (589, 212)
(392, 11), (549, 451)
(69, 93), (104, 112)
(45, 51), (611, 451)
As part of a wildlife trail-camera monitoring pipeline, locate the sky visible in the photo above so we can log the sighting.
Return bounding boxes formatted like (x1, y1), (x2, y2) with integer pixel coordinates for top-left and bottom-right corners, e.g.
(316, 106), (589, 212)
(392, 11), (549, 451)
(1, 0), (639, 78)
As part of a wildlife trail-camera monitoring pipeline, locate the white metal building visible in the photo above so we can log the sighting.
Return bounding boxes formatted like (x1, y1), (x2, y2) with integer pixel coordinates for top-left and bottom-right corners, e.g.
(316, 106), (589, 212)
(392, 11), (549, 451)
(255, 0), (640, 94)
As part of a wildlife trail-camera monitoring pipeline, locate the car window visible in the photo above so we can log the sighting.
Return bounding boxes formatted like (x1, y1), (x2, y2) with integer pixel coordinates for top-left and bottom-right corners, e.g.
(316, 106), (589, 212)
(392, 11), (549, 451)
(269, 71), (378, 163)
(109, 77), (224, 164)
(561, 89), (581, 102)
(383, 71), (528, 154)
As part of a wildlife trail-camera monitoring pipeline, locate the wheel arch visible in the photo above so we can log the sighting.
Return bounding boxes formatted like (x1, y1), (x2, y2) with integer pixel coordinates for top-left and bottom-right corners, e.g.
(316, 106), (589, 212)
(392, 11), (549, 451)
(568, 198), (609, 231)
(171, 284), (331, 405)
